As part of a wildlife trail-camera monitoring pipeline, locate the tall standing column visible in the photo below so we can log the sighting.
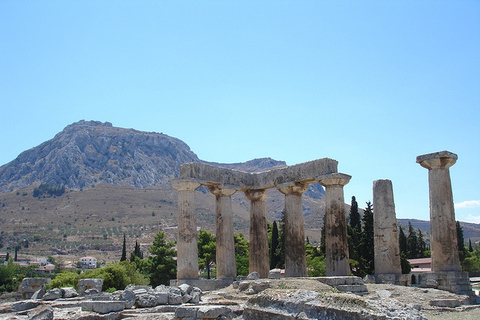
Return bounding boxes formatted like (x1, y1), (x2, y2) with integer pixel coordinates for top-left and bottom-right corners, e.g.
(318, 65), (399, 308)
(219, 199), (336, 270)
(373, 179), (402, 276)
(208, 185), (237, 280)
(278, 182), (309, 277)
(244, 188), (269, 278)
(417, 151), (460, 272)
(172, 179), (201, 280)
(319, 173), (351, 276)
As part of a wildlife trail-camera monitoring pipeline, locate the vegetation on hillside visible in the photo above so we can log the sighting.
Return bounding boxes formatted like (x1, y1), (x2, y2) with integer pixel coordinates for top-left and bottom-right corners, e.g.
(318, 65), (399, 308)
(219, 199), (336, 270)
(32, 184), (65, 198)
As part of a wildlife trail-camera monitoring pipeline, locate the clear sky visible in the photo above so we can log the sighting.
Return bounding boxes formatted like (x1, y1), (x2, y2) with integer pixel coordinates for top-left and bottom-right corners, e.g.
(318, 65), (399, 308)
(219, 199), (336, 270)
(1, 1), (479, 223)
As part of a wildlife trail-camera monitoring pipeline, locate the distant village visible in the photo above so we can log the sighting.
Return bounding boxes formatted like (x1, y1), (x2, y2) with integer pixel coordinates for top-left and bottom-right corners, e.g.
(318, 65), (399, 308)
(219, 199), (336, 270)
(1, 253), (98, 274)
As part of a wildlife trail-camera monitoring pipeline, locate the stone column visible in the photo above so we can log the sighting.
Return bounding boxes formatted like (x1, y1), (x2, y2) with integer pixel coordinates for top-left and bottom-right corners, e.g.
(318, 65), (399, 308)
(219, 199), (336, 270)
(244, 188), (269, 278)
(208, 185), (237, 280)
(172, 179), (201, 280)
(277, 182), (309, 277)
(417, 151), (460, 272)
(373, 179), (402, 276)
(319, 173), (351, 276)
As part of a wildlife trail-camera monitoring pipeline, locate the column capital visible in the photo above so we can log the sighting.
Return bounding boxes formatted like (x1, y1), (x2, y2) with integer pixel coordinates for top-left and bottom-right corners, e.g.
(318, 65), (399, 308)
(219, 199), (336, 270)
(277, 181), (309, 195)
(172, 179), (201, 191)
(416, 151), (457, 170)
(207, 184), (237, 197)
(318, 173), (351, 187)
(243, 188), (267, 201)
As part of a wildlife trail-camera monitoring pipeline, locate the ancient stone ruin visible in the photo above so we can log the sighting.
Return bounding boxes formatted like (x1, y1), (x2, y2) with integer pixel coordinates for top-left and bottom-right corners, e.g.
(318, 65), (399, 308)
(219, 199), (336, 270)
(172, 158), (353, 285)
(172, 151), (474, 297)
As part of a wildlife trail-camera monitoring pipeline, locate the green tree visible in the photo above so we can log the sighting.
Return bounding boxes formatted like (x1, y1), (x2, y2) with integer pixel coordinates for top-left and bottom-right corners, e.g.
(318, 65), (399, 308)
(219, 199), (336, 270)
(457, 221), (466, 262)
(400, 252), (411, 274)
(348, 196), (363, 276)
(81, 261), (149, 291)
(121, 234), (127, 262)
(145, 231), (177, 286)
(270, 221), (281, 269)
(48, 271), (79, 290)
(198, 230), (216, 279)
(469, 239), (474, 252)
(406, 222), (419, 258)
(399, 226), (407, 254)
(234, 233), (249, 276)
(360, 201), (374, 275)
(130, 240), (143, 262)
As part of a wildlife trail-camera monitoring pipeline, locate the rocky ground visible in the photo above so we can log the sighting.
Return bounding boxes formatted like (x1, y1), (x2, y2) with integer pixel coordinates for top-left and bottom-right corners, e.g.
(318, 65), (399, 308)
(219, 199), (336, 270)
(1, 278), (480, 319)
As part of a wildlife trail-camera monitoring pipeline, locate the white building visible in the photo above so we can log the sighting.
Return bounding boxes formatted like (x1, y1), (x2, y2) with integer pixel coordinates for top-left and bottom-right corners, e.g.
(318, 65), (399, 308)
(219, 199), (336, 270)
(79, 256), (97, 269)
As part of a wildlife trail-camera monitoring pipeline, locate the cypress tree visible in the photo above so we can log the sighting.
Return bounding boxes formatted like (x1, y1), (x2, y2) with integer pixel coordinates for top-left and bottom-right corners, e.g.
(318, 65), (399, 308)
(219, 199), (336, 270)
(270, 221), (280, 269)
(469, 239), (474, 252)
(417, 229), (426, 257)
(348, 196), (362, 275)
(406, 222), (419, 258)
(361, 201), (374, 275)
(349, 196), (361, 231)
(121, 234), (127, 261)
(456, 221), (466, 262)
(399, 226), (407, 254)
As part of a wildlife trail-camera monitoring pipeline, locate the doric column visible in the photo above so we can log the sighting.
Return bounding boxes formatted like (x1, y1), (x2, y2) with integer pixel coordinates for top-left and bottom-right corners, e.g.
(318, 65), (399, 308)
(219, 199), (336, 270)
(277, 182), (309, 277)
(318, 173), (351, 276)
(172, 179), (201, 280)
(373, 179), (402, 275)
(244, 188), (269, 278)
(208, 185), (237, 280)
(417, 151), (460, 272)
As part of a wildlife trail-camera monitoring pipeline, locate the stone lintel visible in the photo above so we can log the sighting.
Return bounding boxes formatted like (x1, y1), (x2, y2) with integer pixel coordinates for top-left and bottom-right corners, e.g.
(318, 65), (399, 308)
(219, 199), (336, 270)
(178, 158), (338, 189)
(317, 173), (351, 187)
(416, 151), (458, 170)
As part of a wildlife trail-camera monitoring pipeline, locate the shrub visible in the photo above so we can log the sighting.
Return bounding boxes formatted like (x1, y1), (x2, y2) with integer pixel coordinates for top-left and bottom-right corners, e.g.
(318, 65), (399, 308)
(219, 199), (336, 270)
(47, 271), (79, 290)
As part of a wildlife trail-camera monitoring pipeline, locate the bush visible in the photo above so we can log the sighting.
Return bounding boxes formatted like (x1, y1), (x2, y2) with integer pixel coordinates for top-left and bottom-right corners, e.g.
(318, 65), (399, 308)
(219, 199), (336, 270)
(47, 271), (79, 290)
(80, 261), (149, 290)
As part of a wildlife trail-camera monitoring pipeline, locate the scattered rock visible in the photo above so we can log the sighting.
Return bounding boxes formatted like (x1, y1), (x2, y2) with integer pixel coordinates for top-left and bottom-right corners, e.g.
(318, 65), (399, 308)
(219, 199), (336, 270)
(61, 287), (79, 298)
(247, 272), (260, 280)
(27, 305), (54, 320)
(43, 288), (62, 301)
(11, 300), (41, 312)
(429, 299), (462, 308)
(238, 281), (250, 291)
(377, 289), (392, 299)
(17, 278), (50, 299)
(78, 278), (103, 295)
(81, 300), (125, 314)
(31, 285), (46, 300)
(426, 279), (439, 289)
(268, 269), (281, 279)
(251, 281), (270, 293)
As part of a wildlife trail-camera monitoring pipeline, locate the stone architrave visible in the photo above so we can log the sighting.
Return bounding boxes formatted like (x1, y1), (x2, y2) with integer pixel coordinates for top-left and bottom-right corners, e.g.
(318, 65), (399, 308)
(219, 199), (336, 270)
(172, 179), (201, 280)
(373, 179), (402, 275)
(417, 151), (461, 272)
(277, 182), (309, 277)
(319, 173), (351, 276)
(207, 185), (237, 280)
(244, 189), (269, 278)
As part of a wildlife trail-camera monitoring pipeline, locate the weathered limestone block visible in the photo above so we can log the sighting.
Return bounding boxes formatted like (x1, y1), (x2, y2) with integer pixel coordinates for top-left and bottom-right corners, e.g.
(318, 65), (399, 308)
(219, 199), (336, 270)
(78, 278), (104, 295)
(81, 300), (126, 314)
(27, 305), (54, 320)
(31, 285), (46, 300)
(18, 278), (51, 299)
(247, 272), (260, 280)
(417, 151), (460, 272)
(11, 300), (42, 312)
(373, 179), (402, 276)
(61, 287), (78, 298)
(43, 288), (62, 301)
(268, 269), (281, 279)
(251, 280), (270, 293)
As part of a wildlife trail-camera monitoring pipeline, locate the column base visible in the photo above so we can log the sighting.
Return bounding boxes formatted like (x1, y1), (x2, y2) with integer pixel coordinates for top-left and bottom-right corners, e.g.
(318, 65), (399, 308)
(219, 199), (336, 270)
(171, 278), (234, 291)
(411, 271), (474, 296)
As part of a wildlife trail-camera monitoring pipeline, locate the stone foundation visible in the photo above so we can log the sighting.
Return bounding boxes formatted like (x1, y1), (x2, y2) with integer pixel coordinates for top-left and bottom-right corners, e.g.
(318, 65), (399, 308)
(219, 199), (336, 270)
(411, 271), (474, 296)
(171, 278), (234, 291)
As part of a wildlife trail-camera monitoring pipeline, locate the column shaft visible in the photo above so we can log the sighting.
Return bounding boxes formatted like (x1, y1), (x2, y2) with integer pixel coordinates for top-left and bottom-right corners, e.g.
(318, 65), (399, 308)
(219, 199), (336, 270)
(417, 151), (460, 272)
(172, 179), (200, 280)
(319, 174), (351, 276)
(373, 179), (402, 275)
(245, 189), (269, 278)
(278, 183), (308, 277)
(209, 186), (237, 280)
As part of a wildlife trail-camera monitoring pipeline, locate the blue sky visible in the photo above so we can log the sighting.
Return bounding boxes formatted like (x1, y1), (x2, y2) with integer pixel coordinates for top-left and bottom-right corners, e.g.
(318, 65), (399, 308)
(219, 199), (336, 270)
(1, 1), (479, 222)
